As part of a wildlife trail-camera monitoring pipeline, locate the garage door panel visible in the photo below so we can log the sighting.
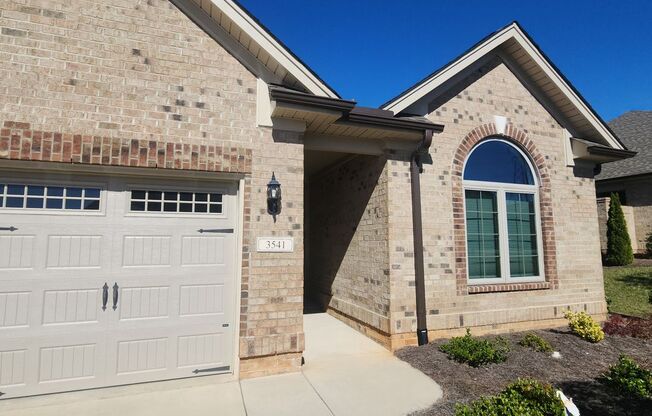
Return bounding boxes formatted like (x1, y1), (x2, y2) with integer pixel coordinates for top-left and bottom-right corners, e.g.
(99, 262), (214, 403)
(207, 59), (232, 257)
(0, 175), (237, 398)
(0, 234), (35, 270)
(0, 331), (108, 397)
(0, 291), (30, 329)
(179, 284), (225, 317)
(122, 235), (172, 267)
(45, 235), (103, 269)
(118, 286), (170, 321)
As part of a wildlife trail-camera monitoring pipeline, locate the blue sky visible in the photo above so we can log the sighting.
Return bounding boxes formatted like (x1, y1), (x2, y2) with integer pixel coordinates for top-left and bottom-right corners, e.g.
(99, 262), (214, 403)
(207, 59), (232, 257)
(239, 0), (651, 121)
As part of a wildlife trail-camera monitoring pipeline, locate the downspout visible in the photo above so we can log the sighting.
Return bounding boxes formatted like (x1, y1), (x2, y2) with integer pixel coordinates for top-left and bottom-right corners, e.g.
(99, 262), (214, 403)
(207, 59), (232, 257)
(410, 129), (433, 346)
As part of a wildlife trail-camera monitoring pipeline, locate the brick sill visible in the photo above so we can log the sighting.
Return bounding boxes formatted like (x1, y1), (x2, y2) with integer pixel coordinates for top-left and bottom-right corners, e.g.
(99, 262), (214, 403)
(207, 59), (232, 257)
(467, 281), (551, 294)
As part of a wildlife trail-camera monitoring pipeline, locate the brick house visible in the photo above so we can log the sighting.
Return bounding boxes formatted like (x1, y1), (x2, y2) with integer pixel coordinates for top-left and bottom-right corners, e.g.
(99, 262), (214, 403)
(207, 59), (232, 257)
(0, 0), (634, 398)
(595, 111), (652, 254)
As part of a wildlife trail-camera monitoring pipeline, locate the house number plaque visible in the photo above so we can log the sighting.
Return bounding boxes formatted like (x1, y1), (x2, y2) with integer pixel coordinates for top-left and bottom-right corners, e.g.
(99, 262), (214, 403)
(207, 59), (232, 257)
(256, 237), (294, 253)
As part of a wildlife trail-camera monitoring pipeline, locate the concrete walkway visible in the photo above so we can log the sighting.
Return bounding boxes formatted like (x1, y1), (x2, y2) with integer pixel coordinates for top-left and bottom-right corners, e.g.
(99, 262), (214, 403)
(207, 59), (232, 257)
(0, 313), (441, 416)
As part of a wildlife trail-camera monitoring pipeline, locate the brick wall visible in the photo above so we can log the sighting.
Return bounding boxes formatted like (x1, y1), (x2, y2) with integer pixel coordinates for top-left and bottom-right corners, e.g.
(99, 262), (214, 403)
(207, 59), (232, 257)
(596, 178), (652, 254)
(388, 58), (607, 344)
(306, 155), (391, 335)
(0, 0), (304, 376)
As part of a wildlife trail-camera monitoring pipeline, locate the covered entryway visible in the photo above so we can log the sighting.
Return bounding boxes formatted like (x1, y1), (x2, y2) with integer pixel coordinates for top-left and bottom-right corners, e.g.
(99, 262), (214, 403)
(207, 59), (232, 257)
(0, 170), (238, 398)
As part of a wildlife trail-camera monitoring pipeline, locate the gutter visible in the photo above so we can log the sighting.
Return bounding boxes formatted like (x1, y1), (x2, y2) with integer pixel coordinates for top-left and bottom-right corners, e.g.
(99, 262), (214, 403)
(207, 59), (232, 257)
(570, 138), (637, 163)
(410, 129), (435, 346)
(269, 85), (444, 134)
(269, 85), (355, 113)
(585, 145), (636, 160)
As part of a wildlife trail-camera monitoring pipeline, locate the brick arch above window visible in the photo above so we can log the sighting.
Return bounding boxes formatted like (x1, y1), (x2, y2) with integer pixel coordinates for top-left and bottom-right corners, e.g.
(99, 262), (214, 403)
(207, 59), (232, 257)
(451, 123), (558, 295)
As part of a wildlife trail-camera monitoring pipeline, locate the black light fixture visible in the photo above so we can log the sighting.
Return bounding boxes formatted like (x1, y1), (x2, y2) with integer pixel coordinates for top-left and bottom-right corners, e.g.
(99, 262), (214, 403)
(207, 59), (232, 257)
(267, 172), (282, 220)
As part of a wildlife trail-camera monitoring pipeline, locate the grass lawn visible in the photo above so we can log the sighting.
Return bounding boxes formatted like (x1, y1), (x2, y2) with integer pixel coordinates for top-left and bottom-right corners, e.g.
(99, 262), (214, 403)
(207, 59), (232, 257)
(603, 265), (652, 318)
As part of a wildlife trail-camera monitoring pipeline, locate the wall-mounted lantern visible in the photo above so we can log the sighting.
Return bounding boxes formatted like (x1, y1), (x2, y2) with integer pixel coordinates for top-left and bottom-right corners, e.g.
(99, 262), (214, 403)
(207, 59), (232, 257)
(267, 172), (282, 220)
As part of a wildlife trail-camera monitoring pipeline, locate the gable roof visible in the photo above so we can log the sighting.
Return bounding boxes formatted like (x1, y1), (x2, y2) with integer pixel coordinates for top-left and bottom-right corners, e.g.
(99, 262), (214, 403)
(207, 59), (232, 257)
(380, 22), (625, 150)
(172, 0), (339, 98)
(596, 111), (652, 180)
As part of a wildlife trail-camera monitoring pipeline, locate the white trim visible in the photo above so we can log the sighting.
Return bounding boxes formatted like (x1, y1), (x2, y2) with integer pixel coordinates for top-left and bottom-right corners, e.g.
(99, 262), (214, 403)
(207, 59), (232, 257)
(382, 23), (623, 150)
(209, 0), (339, 98)
(232, 178), (245, 378)
(462, 140), (546, 285)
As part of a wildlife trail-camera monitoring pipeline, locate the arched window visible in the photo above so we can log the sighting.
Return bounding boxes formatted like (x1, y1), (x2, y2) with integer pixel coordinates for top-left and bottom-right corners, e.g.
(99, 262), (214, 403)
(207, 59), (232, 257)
(463, 138), (544, 283)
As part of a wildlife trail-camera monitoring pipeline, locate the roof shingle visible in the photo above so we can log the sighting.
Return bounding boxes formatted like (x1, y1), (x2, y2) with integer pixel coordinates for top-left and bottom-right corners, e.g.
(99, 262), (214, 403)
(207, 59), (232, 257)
(596, 111), (652, 180)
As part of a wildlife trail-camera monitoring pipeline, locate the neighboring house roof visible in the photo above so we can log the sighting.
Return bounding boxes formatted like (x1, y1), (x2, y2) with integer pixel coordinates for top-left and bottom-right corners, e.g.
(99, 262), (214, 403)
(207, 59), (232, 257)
(596, 111), (652, 181)
(171, 0), (340, 98)
(380, 22), (625, 150)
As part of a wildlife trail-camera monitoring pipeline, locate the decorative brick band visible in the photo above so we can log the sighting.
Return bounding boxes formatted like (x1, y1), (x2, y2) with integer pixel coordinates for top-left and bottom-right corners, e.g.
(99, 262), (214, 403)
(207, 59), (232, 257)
(451, 123), (558, 295)
(0, 121), (252, 173)
(467, 281), (551, 294)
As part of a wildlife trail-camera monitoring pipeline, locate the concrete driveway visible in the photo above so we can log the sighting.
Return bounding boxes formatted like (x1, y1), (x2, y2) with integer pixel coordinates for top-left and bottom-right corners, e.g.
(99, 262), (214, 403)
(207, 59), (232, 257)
(0, 313), (441, 416)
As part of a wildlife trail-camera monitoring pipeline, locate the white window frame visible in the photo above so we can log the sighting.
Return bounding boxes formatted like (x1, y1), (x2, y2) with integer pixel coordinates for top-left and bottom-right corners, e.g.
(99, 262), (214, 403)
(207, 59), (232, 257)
(124, 183), (228, 219)
(0, 178), (107, 216)
(462, 139), (546, 285)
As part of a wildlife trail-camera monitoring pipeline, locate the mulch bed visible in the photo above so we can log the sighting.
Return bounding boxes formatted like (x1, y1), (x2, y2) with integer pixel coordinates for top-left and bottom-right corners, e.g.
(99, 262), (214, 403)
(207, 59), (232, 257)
(396, 326), (652, 416)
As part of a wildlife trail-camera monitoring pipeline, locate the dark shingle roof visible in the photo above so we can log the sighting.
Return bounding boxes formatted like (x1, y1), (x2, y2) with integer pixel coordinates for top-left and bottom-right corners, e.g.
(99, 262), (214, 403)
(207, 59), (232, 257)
(596, 111), (652, 180)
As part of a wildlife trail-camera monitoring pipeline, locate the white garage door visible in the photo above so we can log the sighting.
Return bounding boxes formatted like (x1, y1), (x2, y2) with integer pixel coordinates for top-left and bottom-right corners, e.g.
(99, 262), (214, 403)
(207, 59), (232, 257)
(0, 171), (238, 398)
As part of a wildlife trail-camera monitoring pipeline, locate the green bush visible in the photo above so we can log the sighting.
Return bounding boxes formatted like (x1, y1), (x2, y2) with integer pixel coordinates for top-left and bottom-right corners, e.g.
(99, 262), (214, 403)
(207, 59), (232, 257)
(439, 329), (510, 367)
(605, 193), (634, 266)
(646, 232), (652, 256)
(601, 355), (652, 399)
(518, 333), (553, 353)
(563, 310), (604, 343)
(455, 378), (565, 416)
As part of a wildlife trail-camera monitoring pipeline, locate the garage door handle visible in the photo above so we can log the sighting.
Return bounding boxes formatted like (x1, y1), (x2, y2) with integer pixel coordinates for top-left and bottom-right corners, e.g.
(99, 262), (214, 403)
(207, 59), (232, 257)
(102, 283), (109, 311)
(198, 228), (234, 234)
(0, 226), (17, 232)
(112, 283), (119, 311)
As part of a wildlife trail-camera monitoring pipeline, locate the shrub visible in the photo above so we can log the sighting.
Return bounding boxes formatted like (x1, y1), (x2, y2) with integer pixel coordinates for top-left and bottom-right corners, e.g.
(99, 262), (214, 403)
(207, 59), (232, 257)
(519, 333), (553, 353)
(605, 193), (634, 266)
(439, 329), (510, 367)
(603, 314), (652, 339)
(601, 355), (652, 399)
(563, 310), (604, 342)
(646, 232), (652, 256)
(455, 378), (565, 416)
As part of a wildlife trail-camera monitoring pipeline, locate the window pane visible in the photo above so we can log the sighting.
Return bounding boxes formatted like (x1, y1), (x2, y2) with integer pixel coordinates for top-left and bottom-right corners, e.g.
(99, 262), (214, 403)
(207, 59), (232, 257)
(26, 197), (43, 209)
(464, 140), (535, 184)
(484, 257), (501, 278)
(468, 257), (483, 278)
(465, 190), (500, 279)
(46, 199), (63, 209)
(131, 201), (145, 211)
(164, 202), (177, 212)
(27, 186), (45, 196)
(209, 193), (222, 203)
(132, 190), (146, 200)
(149, 191), (162, 200)
(6, 197), (23, 208)
(506, 193), (539, 277)
(85, 188), (100, 198)
(467, 235), (482, 257)
(195, 203), (207, 213)
(65, 199), (82, 210)
(147, 201), (161, 212)
(84, 200), (100, 210)
(179, 203), (192, 212)
(180, 192), (192, 201)
(164, 192), (177, 201)
(209, 204), (222, 214)
(7, 185), (24, 195)
(195, 193), (208, 202)
(47, 187), (64, 197)
(66, 187), (82, 198)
